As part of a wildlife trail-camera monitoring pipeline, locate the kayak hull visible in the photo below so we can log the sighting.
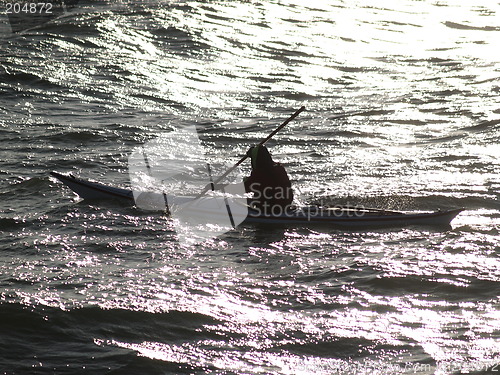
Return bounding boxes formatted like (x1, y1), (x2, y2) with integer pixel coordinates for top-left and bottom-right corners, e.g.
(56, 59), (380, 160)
(50, 172), (463, 228)
(245, 208), (462, 228)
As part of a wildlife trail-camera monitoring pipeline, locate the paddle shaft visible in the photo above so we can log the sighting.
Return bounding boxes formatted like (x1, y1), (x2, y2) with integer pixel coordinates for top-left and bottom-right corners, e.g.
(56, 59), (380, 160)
(195, 106), (305, 198)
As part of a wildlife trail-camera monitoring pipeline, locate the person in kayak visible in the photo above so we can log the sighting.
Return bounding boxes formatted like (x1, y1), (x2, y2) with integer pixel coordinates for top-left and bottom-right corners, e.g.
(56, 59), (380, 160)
(243, 145), (293, 211)
(207, 145), (294, 212)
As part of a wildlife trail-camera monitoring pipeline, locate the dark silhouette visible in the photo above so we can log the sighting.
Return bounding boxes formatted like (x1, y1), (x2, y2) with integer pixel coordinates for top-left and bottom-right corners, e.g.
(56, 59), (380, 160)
(243, 145), (293, 210)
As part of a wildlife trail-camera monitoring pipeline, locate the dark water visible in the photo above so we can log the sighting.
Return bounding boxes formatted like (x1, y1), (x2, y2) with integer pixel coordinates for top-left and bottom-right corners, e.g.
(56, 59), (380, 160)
(1, 1), (499, 374)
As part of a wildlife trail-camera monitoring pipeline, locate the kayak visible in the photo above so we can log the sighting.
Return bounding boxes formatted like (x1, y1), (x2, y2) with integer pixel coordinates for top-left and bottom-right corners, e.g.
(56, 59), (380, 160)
(50, 172), (463, 228)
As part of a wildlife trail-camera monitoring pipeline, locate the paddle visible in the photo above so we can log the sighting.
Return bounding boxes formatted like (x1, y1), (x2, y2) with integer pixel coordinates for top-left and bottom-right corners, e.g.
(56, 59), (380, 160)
(195, 106), (306, 199)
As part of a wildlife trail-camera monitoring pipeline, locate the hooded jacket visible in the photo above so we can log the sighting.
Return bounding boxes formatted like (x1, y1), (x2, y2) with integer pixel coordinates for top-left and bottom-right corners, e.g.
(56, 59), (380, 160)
(243, 145), (293, 210)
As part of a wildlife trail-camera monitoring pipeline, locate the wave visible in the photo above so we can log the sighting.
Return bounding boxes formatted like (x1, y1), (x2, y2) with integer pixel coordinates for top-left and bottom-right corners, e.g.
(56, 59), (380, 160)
(0, 302), (221, 373)
(443, 21), (500, 32)
(403, 119), (500, 146)
(0, 217), (25, 231)
(153, 26), (212, 55)
(34, 20), (100, 36)
(8, 176), (48, 190)
(39, 130), (103, 143)
(0, 70), (62, 89)
(277, 336), (411, 359)
(461, 119), (500, 133)
(359, 275), (500, 300)
(151, 25), (192, 40)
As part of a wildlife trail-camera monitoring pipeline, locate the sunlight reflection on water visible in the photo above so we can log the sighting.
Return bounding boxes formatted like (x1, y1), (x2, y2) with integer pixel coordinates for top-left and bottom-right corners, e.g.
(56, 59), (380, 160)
(1, 0), (499, 373)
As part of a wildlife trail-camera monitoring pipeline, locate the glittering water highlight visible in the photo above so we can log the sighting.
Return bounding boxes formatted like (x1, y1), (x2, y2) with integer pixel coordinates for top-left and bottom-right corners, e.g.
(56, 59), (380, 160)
(1, 0), (499, 374)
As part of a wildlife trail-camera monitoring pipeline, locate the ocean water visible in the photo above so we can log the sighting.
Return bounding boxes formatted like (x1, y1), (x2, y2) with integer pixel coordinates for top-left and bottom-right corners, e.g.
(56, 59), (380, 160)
(0, 0), (499, 374)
